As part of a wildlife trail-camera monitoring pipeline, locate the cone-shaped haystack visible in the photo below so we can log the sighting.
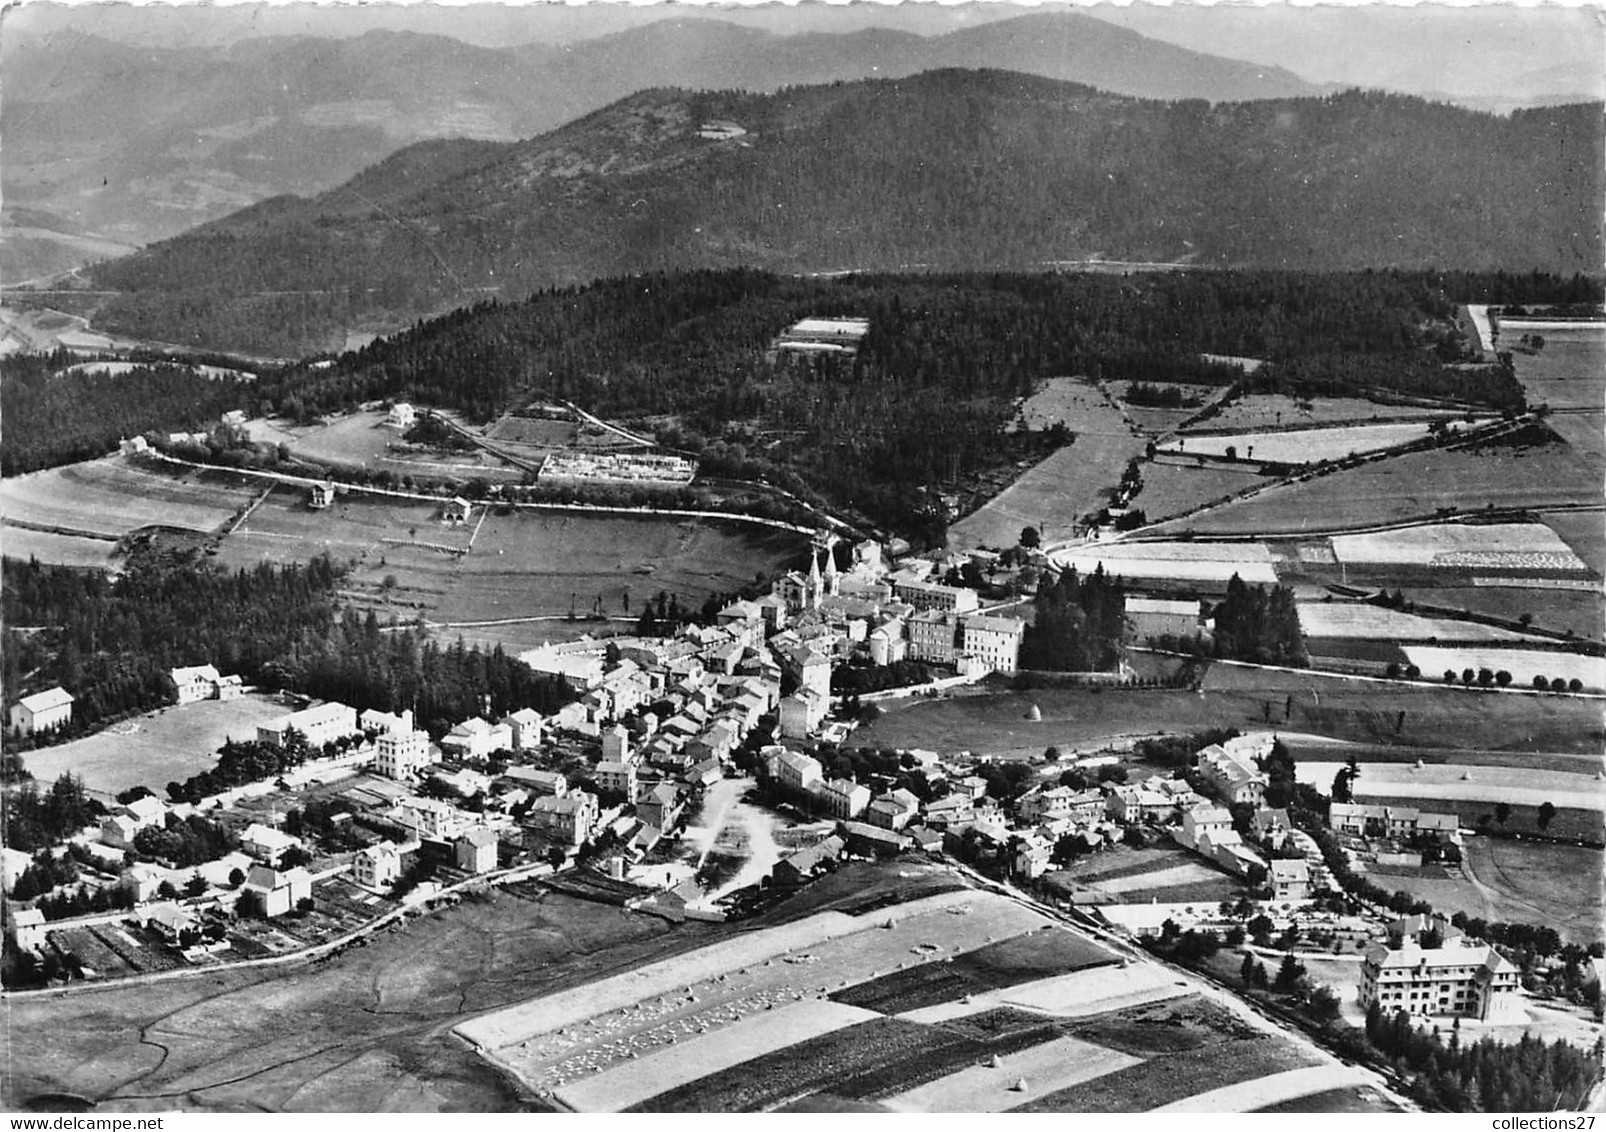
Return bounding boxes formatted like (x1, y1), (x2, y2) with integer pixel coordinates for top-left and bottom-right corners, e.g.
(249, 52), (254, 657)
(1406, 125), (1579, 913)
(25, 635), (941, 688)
(1011, 1077), (1029, 1093)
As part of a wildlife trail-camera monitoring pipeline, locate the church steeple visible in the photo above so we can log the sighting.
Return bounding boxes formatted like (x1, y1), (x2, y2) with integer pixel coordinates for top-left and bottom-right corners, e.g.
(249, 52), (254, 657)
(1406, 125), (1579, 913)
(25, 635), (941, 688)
(806, 546), (822, 609)
(822, 540), (840, 596)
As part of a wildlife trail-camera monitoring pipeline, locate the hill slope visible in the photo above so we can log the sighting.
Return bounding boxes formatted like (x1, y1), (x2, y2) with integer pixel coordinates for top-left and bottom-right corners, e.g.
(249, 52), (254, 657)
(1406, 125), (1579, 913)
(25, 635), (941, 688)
(2, 11), (1315, 276)
(82, 71), (1604, 356)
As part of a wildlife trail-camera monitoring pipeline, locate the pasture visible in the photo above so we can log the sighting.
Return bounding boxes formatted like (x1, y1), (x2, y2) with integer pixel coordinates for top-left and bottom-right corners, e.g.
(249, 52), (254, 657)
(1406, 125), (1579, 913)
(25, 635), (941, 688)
(1165, 434), (1602, 536)
(955, 376), (1144, 548)
(0, 525), (117, 568)
(19, 693), (290, 798)
(1398, 645), (1606, 692)
(1547, 412), (1606, 463)
(1160, 422), (1444, 465)
(847, 667), (1605, 759)
(1365, 839), (1603, 943)
(1544, 511), (1606, 578)
(1505, 331), (1606, 411)
(0, 456), (258, 540)
(1127, 460), (1268, 522)
(1194, 395), (1464, 433)
(253, 410), (522, 480)
(1396, 587), (1603, 643)
(1299, 760), (1605, 816)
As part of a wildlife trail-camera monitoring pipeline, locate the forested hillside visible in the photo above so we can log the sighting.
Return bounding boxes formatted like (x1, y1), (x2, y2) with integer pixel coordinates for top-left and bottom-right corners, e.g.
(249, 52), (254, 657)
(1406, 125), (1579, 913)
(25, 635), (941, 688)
(1, 552), (571, 758)
(227, 267), (1593, 537)
(84, 72), (1605, 355)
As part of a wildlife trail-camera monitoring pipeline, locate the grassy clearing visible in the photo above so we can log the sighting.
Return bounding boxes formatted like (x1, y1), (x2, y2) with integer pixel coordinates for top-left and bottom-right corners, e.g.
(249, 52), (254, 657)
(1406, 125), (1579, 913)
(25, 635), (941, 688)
(261, 410), (521, 480)
(949, 434), (1145, 550)
(0, 525), (116, 568)
(1164, 436), (1601, 536)
(1545, 511), (1606, 578)
(0, 456), (258, 539)
(1368, 838), (1604, 944)
(1196, 395), (1463, 433)
(1297, 601), (1548, 642)
(1506, 333), (1606, 411)
(1161, 421), (1442, 465)
(1128, 460), (1268, 521)
(19, 693), (291, 798)
(848, 669), (1604, 759)
(1548, 412), (1606, 463)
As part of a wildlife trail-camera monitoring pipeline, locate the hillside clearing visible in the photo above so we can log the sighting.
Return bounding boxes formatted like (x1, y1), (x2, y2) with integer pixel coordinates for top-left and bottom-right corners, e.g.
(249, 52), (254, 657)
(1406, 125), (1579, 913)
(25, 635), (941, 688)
(1160, 421), (1444, 465)
(0, 456), (258, 540)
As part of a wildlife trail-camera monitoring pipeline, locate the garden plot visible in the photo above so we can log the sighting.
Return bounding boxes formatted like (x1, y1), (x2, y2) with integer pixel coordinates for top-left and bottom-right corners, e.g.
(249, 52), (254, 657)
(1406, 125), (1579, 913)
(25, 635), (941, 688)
(882, 1034), (1141, 1113)
(1052, 541), (1278, 585)
(0, 456), (257, 538)
(463, 889), (1051, 1096)
(555, 999), (879, 1112)
(1295, 602), (1549, 643)
(899, 962), (1190, 1024)
(1297, 761), (1606, 813)
(1330, 522), (1589, 571)
(1160, 422), (1442, 465)
(1399, 645), (1606, 691)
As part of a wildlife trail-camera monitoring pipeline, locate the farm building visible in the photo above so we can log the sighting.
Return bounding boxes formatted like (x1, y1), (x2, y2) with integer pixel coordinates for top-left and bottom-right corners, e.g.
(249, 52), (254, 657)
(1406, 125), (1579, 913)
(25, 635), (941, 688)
(387, 402), (417, 430)
(444, 496), (473, 523)
(240, 865), (312, 918)
(1125, 596), (1206, 640)
(9, 686), (73, 736)
(169, 664), (226, 705)
(455, 827), (500, 874)
(119, 435), (149, 456)
(309, 481), (336, 510)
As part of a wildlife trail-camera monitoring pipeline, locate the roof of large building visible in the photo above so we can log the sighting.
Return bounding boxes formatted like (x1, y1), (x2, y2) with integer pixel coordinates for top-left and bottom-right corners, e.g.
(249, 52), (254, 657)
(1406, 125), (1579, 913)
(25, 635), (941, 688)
(17, 686), (74, 712)
(962, 614), (1026, 636)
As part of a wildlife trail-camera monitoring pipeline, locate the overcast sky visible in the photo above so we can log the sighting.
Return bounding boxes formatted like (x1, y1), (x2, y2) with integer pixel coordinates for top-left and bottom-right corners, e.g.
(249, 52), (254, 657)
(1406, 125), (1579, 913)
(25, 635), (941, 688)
(6, 0), (1603, 101)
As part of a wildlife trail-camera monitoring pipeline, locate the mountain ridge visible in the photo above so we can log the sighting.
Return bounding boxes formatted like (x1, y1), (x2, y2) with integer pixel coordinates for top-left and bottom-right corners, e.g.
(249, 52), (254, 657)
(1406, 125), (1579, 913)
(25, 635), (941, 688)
(77, 70), (1605, 356)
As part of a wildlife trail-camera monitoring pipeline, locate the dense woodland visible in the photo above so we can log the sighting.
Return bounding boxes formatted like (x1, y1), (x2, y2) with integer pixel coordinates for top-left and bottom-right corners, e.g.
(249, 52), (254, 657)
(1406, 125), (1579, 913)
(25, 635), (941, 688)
(174, 267), (1591, 537)
(1020, 565), (1126, 672)
(0, 352), (261, 476)
(1, 551), (571, 763)
(81, 73), (1604, 355)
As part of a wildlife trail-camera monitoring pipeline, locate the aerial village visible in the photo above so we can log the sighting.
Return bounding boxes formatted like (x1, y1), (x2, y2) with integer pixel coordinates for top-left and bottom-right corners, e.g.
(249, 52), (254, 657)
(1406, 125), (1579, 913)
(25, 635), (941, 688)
(1, 519), (1551, 1037)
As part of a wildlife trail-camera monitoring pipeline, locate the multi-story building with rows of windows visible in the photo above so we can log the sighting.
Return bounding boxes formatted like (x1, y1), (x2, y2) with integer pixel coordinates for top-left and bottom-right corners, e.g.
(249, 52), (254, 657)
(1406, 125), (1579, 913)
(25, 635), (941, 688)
(1359, 916), (1521, 1021)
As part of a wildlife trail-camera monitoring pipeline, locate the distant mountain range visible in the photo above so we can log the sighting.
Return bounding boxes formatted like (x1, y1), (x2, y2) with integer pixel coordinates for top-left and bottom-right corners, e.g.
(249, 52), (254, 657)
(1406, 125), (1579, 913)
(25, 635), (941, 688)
(80, 70), (1604, 357)
(3, 11), (1320, 280)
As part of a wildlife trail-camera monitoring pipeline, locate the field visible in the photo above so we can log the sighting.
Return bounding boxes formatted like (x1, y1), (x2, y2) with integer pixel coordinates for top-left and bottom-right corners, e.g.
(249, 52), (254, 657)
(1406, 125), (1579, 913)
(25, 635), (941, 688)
(954, 377), (1144, 548)
(1364, 838), (1604, 944)
(1127, 459), (1269, 522)
(0, 456), (259, 540)
(1164, 433), (1602, 536)
(3, 888), (718, 1113)
(19, 692), (290, 798)
(216, 491), (806, 651)
(1052, 541), (1278, 585)
(1329, 522), (1588, 570)
(1047, 845), (1244, 906)
(1398, 645), (1606, 691)
(1544, 511), (1606, 578)
(1294, 601), (1548, 643)
(1393, 587), (1603, 643)
(253, 410), (525, 481)
(1547, 412), (1606, 462)
(455, 882), (1366, 1114)
(1298, 759), (1605, 816)
(1505, 330), (1606, 411)
(0, 525), (117, 568)
(1160, 421), (1442, 465)
(1104, 381), (1220, 436)
(1194, 395), (1464, 433)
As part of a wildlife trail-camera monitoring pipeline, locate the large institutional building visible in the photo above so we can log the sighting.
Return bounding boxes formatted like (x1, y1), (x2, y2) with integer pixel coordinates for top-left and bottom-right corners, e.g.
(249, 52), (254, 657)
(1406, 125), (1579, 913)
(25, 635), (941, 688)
(1359, 916), (1521, 1021)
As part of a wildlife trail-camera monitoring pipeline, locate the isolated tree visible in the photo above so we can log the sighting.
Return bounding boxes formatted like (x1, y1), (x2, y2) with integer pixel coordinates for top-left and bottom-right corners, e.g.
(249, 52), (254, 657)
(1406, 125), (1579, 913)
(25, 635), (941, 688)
(1537, 801), (1557, 832)
(1494, 802), (1511, 826)
(1274, 952), (1306, 992)
(1019, 526), (1041, 549)
(227, 867), (246, 888)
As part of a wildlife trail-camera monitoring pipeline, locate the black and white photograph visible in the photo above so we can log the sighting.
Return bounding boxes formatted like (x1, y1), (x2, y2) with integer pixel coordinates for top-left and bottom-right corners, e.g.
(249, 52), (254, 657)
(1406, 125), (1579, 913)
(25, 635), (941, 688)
(1, 0), (1603, 1117)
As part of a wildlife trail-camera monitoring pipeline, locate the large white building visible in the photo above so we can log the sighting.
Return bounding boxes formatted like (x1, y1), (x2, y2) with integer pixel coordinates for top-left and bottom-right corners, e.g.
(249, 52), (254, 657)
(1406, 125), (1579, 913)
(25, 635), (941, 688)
(374, 728), (432, 781)
(960, 614), (1026, 674)
(1360, 918), (1521, 1021)
(10, 687), (74, 736)
(258, 701), (360, 749)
